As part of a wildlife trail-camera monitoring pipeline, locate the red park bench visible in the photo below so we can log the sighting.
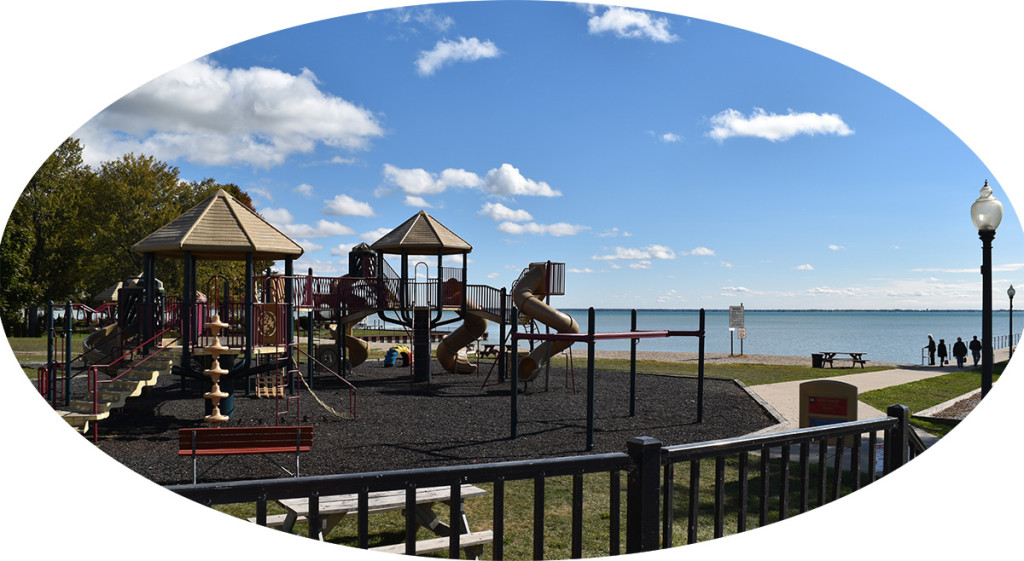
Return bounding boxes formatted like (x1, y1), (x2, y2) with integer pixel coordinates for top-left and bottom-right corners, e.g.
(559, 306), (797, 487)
(179, 425), (313, 484)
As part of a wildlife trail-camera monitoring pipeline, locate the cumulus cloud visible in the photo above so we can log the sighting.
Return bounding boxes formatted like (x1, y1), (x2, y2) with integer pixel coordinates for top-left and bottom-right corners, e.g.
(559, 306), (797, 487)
(708, 108), (853, 142)
(260, 207), (294, 226)
(630, 261), (653, 270)
(415, 37), (501, 76)
(796, 264), (815, 270)
(829, 244), (845, 251)
(568, 267), (595, 274)
(292, 183), (314, 197)
(380, 164), (482, 196)
(484, 164), (561, 197)
(722, 286), (751, 292)
(323, 194), (375, 217)
(360, 227), (392, 243)
(280, 220), (356, 239)
(76, 58), (384, 167)
(586, 6), (679, 43)
(479, 202), (532, 222)
(592, 245), (676, 261)
(330, 243), (356, 257)
(660, 133), (682, 143)
(404, 195), (432, 208)
(686, 247), (715, 257)
(498, 222), (587, 237)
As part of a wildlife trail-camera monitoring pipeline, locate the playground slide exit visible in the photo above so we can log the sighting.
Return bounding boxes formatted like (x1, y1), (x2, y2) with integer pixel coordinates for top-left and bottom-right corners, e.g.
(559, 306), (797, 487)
(514, 263), (579, 382)
(436, 309), (487, 374)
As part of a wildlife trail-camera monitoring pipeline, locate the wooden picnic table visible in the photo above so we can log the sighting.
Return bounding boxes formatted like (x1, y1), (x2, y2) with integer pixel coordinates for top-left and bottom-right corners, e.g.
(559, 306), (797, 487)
(819, 352), (867, 368)
(272, 484), (491, 556)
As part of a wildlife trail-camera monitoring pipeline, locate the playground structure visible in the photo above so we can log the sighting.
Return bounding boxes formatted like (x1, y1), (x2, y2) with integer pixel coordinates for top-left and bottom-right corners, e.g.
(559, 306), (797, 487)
(37, 195), (706, 452)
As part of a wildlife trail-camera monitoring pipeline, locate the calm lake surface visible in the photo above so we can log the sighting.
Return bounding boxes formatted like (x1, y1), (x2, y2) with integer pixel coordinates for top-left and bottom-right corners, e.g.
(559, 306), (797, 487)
(475, 309), (1017, 365)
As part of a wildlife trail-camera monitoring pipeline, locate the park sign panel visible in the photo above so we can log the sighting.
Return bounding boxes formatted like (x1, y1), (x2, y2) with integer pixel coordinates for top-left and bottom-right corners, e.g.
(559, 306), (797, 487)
(729, 304), (744, 329)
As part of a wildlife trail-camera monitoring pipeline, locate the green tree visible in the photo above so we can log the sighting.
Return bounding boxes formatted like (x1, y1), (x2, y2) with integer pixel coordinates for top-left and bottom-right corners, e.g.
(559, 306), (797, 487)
(0, 138), (92, 334)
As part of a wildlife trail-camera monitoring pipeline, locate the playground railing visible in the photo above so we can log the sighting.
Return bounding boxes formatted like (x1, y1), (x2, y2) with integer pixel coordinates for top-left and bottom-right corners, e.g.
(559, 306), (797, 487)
(166, 405), (917, 558)
(85, 327), (180, 443)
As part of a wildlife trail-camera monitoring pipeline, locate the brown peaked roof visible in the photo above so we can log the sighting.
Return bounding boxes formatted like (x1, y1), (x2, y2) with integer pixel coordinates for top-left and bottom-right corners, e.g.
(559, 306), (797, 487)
(131, 189), (304, 260)
(370, 210), (472, 255)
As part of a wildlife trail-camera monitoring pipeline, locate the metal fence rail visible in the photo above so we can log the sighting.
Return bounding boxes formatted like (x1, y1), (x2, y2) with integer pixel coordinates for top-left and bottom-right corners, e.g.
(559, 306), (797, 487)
(166, 405), (917, 559)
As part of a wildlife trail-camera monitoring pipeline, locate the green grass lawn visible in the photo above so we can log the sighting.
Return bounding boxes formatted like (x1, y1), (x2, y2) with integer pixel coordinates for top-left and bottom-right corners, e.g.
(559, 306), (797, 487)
(859, 360), (1005, 438)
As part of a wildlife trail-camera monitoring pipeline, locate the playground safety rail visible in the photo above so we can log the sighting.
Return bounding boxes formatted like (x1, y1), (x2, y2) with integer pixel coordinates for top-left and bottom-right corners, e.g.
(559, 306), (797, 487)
(166, 405), (917, 558)
(85, 327), (180, 443)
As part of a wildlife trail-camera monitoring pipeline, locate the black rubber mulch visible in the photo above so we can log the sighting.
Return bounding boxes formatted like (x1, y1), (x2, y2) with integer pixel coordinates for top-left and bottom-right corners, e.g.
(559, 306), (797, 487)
(92, 359), (777, 485)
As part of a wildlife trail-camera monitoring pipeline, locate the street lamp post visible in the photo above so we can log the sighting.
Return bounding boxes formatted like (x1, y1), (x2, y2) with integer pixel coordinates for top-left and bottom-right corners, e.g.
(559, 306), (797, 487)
(1009, 284), (1016, 359)
(971, 180), (1003, 398)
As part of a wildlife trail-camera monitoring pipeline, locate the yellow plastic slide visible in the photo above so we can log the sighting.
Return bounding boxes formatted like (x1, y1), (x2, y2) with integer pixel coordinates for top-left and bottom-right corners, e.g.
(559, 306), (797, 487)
(513, 263), (579, 382)
(83, 323), (120, 367)
(342, 321), (369, 368)
(436, 309), (488, 374)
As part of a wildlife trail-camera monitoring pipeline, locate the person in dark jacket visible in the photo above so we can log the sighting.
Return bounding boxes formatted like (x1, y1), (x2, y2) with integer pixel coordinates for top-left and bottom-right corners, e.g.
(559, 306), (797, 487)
(952, 337), (968, 368)
(937, 338), (948, 365)
(969, 335), (982, 366)
(927, 334), (937, 365)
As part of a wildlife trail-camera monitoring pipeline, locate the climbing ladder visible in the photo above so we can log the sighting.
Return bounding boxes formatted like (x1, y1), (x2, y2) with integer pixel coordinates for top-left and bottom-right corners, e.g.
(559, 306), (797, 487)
(255, 370), (286, 398)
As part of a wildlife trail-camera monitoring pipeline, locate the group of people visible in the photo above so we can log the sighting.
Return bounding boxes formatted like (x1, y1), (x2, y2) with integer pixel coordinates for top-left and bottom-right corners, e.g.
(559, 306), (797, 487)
(926, 334), (983, 368)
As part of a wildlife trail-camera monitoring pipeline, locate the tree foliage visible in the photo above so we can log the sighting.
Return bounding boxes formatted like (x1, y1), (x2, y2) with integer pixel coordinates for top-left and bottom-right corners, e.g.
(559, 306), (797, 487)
(1, 138), (274, 335)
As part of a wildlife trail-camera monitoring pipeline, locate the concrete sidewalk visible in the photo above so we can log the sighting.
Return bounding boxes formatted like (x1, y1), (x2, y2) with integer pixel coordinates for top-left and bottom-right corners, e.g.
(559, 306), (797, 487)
(747, 347), (1010, 440)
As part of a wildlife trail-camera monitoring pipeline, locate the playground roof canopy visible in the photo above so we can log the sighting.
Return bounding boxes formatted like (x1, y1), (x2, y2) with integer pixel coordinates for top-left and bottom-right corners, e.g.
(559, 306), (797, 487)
(131, 189), (304, 260)
(370, 210), (472, 256)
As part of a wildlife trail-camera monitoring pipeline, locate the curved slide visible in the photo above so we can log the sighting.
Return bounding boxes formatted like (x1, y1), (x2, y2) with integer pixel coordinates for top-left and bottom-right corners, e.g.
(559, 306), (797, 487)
(342, 321), (370, 368)
(436, 309), (488, 374)
(83, 323), (120, 367)
(513, 263), (580, 382)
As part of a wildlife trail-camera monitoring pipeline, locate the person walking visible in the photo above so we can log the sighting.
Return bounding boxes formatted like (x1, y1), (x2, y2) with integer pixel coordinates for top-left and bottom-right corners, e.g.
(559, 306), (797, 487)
(927, 334), (937, 365)
(953, 337), (968, 368)
(969, 335), (982, 366)
(937, 338), (948, 366)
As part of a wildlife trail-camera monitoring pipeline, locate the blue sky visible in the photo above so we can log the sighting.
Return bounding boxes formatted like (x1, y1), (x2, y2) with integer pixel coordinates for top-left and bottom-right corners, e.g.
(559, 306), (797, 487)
(63, 2), (1023, 310)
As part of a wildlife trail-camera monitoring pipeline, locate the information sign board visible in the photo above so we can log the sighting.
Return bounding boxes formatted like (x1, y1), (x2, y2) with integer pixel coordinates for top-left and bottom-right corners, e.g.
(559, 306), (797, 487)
(729, 305), (744, 329)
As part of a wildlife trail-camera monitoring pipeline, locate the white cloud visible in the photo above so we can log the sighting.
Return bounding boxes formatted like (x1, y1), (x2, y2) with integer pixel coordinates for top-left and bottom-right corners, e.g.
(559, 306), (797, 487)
(330, 243), (355, 256)
(479, 202), (532, 222)
(360, 227), (392, 243)
(498, 222), (587, 237)
(381, 164), (482, 196)
(829, 244), (845, 251)
(660, 133), (682, 143)
(280, 219), (356, 239)
(796, 264), (815, 270)
(404, 195), (432, 207)
(260, 207), (294, 226)
(296, 239), (323, 252)
(722, 286), (751, 292)
(484, 164), (561, 197)
(687, 247), (715, 256)
(249, 187), (273, 202)
(415, 37), (501, 76)
(292, 183), (314, 197)
(323, 194), (375, 216)
(76, 58), (384, 167)
(568, 267), (595, 274)
(708, 108), (853, 142)
(630, 260), (653, 270)
(592, 245), (676, 261)
(598, 227), (631, 238)
(587, 6), (679, 43)
(721, 261), (733, 268)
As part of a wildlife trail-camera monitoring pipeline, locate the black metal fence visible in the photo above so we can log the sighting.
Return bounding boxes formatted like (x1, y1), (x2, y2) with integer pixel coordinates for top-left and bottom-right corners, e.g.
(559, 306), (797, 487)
(166, 405), (919, 559)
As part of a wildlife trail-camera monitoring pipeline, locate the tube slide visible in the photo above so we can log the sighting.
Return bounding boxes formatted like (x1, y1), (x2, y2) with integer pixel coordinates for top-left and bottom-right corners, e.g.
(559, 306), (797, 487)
(343, 321), (369, 368)
(436, 309), (488, 374)
(513, 263), (579, 382)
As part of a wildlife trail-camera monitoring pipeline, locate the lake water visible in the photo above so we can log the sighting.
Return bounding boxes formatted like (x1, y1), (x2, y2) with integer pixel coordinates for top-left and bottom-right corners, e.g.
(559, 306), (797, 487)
(476, 309), (1018, 365)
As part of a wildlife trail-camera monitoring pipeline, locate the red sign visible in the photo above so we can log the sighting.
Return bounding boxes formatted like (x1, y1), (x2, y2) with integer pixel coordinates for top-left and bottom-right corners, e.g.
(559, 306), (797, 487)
(808, 396), (848, 416)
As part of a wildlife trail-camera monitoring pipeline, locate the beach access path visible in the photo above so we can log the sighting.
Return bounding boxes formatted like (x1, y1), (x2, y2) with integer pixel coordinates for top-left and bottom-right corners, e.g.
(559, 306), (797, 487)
(745, 346), (1010, 442)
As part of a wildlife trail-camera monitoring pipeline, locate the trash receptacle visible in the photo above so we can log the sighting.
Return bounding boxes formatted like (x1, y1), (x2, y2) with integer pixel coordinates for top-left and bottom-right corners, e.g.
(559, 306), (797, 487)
(811, 353), (823, 368)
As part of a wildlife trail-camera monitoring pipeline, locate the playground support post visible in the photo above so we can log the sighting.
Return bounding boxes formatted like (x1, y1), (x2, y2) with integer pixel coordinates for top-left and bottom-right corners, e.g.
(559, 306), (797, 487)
(510, 304), (518, 440)
(697, 308), (705, 423)
(586, 307), (596, 452)
(630, 309), (637, 417)
(285, 259), (296, 395)
(46, 301), (54, 405)
(64, 300), (72, 406)
(307, 268), (314, 390)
